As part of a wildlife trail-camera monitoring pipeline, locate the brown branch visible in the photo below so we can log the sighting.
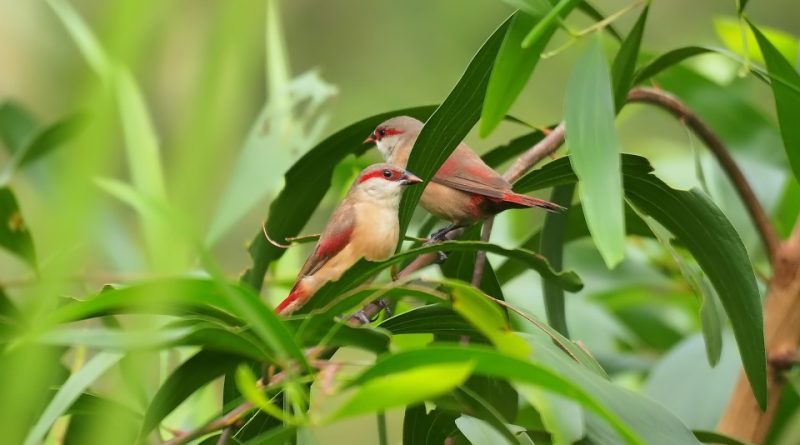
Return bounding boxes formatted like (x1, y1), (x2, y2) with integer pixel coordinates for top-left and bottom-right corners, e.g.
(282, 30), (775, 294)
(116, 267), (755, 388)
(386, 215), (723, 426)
(164, 400), (254, 445)
(627, 86), (781, 261)
(718, 219), (800, 443)
(504, 122), (566, 184)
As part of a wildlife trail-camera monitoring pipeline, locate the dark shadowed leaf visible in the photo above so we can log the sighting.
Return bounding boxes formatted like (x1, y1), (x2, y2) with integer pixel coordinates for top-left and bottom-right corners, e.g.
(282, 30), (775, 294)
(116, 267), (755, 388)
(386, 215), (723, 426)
(380, 304), (481, 339)
(750, 21), (800, 181)
(403, 405), (458, 445)
(611, 5), (649, 109)
(240, 426), (298, 445)
(632, 47), (713, 85)
(297, 240), (583, 314)
(565, 34), (626, 268)
(0, 187), (36, 266)
(481, 12), (553, 136)
(399, 16), (509, 236)
(241, 106), (435, 290)
(140, 350), (243, 437)
(539, 184), (574, 337)
(16, 112), (86, 169)
(482, 129), (547, 168)
(0, 101), (38, 154)
(694, 430), (754, 445)
(515, 155), (767, 407)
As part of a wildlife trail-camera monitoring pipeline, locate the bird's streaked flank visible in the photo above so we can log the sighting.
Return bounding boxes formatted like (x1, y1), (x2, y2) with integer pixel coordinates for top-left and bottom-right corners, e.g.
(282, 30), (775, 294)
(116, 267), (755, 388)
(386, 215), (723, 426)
(275, 163), (422, 315)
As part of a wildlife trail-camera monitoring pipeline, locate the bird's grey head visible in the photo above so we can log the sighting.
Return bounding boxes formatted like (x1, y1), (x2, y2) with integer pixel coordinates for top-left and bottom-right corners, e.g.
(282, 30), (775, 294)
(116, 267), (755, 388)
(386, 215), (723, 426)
(364, 116), (424, 166)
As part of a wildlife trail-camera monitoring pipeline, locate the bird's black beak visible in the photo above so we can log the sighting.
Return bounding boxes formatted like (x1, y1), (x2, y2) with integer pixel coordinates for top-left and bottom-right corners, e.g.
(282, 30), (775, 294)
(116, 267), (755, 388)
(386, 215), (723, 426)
(364, 135), (376, 145)
(401, 172), (423, 186)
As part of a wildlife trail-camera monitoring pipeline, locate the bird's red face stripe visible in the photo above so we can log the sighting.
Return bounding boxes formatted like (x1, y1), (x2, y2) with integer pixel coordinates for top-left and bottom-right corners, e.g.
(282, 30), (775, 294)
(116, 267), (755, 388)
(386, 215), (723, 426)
(358, 168), (401, 183)
(372, 127), (403, 142)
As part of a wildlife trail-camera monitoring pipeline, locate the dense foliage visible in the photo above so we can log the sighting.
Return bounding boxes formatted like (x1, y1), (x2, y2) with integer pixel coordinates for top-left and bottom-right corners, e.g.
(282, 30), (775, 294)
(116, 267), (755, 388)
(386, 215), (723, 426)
(1, 1), (799, 444)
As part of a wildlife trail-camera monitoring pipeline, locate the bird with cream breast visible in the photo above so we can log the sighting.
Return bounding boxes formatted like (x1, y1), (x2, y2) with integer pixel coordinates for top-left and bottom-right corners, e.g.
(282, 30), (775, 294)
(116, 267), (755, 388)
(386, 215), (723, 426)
(275, 163), (422, 315)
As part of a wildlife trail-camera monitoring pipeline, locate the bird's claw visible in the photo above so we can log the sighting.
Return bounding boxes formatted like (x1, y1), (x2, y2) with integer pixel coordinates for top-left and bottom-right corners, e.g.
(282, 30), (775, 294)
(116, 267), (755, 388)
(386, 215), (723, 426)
(348, 299), (393, 325)
(376, 298), (393, 318)
(429, 226), (451, 243)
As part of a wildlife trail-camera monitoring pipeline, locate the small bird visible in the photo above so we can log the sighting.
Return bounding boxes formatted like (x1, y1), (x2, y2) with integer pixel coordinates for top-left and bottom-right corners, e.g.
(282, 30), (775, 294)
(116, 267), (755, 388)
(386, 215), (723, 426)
(275, 163), (422, 316)
(365, 116), (564, 239)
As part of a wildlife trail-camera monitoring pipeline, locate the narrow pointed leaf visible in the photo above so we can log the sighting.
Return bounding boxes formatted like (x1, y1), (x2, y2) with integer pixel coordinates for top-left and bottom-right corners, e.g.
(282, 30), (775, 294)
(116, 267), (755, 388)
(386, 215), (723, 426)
(0, 102), (38, 154)
(399, 17), (510, 236)
(521, 0), (583, 48)
(539, 184), (574, 336)
(140, 350), (243, 437)
(750, 21), (800, 181)
(24, 351), (124, 445)
(515, 155), (767, 407)
(632, 47), (713, 85)
(0, 187), (36, 266)
(565, 35), (626, 267)
(611, 5), (649, 109)
(481, 12), (554, 136)
(297, 240), (583, 314)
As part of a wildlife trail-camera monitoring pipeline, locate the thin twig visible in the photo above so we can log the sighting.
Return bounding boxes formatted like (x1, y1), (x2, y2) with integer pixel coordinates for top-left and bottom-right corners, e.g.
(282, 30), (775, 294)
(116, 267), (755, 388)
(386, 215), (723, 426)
(504, 123), (566, 184)
(627, 86), (780, 261)
(472, 219), (495, 287)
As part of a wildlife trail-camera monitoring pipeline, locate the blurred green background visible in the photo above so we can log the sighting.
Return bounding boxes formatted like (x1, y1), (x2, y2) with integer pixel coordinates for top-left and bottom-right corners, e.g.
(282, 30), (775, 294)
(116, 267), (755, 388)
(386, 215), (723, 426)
(1, 1), (799, 444)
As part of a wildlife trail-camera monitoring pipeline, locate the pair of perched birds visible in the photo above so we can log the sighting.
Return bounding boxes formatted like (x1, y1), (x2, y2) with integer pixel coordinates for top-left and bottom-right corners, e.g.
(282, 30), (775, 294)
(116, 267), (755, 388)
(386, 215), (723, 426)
(275, 116), (563, 315)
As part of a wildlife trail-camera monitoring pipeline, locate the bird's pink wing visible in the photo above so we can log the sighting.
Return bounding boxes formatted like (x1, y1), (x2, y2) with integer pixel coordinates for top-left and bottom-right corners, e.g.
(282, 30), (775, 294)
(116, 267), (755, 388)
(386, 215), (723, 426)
(297, 203), (355, 278)
(432, 144), (509, 198)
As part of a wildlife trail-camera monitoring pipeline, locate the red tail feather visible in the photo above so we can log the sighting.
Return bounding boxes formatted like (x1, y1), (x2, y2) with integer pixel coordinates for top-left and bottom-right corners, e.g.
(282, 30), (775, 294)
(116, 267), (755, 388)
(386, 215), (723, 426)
(276, 285), (306, 316)
(501, 192), (565, 213)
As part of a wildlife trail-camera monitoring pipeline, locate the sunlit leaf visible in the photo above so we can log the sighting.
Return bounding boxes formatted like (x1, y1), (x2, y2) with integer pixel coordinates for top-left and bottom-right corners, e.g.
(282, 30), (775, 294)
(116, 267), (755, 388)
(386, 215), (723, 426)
(236, 365), (289, 422)
(521, 0), (582, 48)
(350, 345), (644, 445)
(515, 155), (767, 407)
(565, 34), (626, 268)
(750, 21), (800, 182)
(611, 5), (649, 109)
(331, 362), (475, 421)
(715, 17), (799, 67)
(23, 351), (124, 445)
(0, 187), (36, 267)
(455, 415), (515, 445)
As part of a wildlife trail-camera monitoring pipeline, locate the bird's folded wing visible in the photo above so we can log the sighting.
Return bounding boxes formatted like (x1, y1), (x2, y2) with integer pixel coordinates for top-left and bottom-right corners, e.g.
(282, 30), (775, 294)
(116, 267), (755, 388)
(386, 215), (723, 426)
(431, 175), (506, 199)
(298, 204), (355, 278)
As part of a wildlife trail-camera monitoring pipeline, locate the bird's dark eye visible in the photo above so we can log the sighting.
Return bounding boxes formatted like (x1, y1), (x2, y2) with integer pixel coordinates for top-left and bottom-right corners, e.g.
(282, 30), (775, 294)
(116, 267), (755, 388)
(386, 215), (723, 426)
(378, 128), (387, 137)
(382, 169), (393, 178)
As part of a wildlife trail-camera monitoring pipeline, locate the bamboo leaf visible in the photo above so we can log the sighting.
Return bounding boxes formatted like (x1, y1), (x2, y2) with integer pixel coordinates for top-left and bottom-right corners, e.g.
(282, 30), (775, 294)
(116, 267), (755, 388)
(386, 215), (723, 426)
(611, 5), (649, 109)
(24, 351), (124, 445)
(515, 155), (767, 407)
(0, 187), (36, 267)
(750, 21), (800, 181)
(565, 34), (626, 268)
(539, 184), (574, 337)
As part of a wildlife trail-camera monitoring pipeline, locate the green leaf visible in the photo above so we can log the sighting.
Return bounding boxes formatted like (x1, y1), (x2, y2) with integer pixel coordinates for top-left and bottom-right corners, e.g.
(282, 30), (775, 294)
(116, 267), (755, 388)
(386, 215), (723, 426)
(737, 0), (749, 14)
(350, 345), (643, 445)
(15, 112), (86, 169)
(46, 0), (112, 80)
(403, 405), (458, 445)
(694, 430), (755, 445)
(481, 12), (555, 136)
(239, 426), (298, 445)
(750, 21), (800, 182)
(241, 105), (435, 291)
(515, 155), (767, 407)
(521, 0), (583, 48)
(0, 187), (36, 267)
(331, 362), (475, 421)
(235, 365), (289, 422)
(632, 47), (713, 85)
(140, 350), (242, 437)
(539, 184), (574, 336)
(611, 5), (649, 110)
(502, 0), (552, 17)
(482, 129), (548, 168)
(0, 101), (38, 154)
(62, 393), (141, 445)
(565, 34), (626, 268)
(399, 17), (509, 236)
(298, 240), (583, 314)
(448, 280), (531, 358)
(455, 415), (515, 445)
(23, 351), (124, 445)
(715, 17), (799, 66)
(381, 304), (480, 339)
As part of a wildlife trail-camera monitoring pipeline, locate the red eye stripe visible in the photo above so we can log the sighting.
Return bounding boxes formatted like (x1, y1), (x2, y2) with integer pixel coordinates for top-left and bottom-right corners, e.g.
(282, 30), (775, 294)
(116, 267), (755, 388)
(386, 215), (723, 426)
(358, 169), (399, 183)
(374, 127), (404, 140)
